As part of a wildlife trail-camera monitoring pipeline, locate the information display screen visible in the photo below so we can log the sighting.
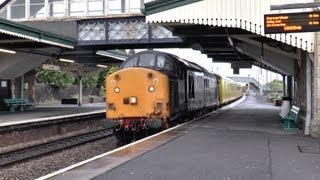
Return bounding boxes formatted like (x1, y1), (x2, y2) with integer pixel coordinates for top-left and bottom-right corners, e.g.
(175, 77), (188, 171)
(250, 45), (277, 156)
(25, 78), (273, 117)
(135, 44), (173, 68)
(264, 11), (320, 33)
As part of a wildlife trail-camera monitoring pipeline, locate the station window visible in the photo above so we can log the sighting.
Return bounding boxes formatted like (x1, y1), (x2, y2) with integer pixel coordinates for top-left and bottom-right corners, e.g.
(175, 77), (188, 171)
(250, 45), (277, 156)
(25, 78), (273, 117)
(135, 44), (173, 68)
(11, 0), (26, 19)
(108, 0), (143, 14)
(48, 0), (65, 17)
(188, 75), (195, 99)
(108, 0), (124, 14)
(68, 0), (85, 16)
(30, 0), (45, 18)
(0, 9), (7, 19)
(139, 54), (155, 67)
(129, 0), (143, 13)
(88, 0), (104, 16)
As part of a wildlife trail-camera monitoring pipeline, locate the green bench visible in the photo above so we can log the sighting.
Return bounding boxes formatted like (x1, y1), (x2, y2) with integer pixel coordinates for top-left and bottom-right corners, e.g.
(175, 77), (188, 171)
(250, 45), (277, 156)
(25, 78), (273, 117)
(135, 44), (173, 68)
(280, 105), (300, 130)
(3, 99), (35, 112)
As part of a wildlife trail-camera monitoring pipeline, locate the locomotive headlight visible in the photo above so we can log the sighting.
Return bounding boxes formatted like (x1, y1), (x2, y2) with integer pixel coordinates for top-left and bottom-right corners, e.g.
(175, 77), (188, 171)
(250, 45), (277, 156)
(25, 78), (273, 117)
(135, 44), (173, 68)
(114, 87), (120, 93)
(148, 86), (155, 92)
(130, 96), (137, 104)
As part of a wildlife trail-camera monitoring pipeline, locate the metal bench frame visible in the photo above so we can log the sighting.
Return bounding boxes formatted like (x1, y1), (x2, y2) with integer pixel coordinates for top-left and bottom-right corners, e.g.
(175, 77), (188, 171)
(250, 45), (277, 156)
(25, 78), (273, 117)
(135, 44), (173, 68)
(281, 105), (300, 130)
(3, 99), (35, 112)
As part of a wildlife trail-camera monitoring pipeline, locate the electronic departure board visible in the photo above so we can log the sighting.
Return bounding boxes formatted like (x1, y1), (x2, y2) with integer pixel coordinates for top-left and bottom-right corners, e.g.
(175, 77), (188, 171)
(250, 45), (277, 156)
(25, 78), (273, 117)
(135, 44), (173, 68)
(264, 11), (320, 33)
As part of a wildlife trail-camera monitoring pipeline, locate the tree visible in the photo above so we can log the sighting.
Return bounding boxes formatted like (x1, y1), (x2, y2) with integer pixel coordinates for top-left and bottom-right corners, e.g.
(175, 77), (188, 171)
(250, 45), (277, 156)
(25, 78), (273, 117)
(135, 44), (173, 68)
(35, 68), (75, 88)
(267, 79), (283, 92)
(98, 65), (119, 97)
(83, 73), (99, 88)
(97, 65), (119, 88)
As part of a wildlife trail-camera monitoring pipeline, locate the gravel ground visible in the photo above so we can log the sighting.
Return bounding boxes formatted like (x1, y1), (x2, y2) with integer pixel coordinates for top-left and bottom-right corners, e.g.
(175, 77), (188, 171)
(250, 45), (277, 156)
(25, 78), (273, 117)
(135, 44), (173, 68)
(0, 136), (119, 180)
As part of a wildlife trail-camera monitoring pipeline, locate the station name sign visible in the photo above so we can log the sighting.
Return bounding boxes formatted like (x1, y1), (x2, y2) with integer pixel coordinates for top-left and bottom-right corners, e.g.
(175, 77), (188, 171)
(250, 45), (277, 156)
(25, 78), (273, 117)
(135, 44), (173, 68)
(264, 11), (320, 33)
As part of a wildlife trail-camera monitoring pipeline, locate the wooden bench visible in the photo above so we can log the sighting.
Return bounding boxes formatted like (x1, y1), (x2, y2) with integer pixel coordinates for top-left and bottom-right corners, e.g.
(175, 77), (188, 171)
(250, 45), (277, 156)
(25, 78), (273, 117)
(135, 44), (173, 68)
(280, 105), (300, 130)
(3, 99), (35, 112)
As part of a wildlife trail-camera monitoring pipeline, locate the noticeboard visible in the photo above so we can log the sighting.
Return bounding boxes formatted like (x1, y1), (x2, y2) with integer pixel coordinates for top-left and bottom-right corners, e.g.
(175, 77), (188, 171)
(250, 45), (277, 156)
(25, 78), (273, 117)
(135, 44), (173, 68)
(264, 11), (320, 34)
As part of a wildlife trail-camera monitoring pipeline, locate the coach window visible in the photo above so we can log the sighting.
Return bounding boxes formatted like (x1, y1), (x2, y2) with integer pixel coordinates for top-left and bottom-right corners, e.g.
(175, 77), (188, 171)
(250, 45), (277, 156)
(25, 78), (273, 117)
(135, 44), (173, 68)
(122, 57), (137, 68)
(188, 75), (195, 99)
(139, 54), (155, 67)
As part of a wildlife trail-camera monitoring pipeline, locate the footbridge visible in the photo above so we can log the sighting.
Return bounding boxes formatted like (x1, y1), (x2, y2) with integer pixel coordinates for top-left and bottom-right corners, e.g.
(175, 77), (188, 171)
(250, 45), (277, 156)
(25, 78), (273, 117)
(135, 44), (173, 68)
(227, 76), (262, 91)
(0, 0), (319, 136)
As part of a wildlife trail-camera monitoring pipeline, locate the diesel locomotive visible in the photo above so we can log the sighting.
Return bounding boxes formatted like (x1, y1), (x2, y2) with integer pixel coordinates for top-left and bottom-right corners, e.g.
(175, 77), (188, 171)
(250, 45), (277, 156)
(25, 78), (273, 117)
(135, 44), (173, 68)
(105, 50), (242, 136)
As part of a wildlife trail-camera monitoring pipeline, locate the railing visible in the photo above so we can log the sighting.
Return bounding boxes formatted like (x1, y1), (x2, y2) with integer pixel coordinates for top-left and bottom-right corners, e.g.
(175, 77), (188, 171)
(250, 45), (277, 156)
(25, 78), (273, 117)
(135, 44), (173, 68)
(0, 0), (145, 20)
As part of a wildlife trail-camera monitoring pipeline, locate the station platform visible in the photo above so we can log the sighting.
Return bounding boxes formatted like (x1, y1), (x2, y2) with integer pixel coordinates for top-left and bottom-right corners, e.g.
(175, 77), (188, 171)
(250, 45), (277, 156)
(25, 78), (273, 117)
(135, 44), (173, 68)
(0, 103), (106, 125)
(44, 95), (320, 180)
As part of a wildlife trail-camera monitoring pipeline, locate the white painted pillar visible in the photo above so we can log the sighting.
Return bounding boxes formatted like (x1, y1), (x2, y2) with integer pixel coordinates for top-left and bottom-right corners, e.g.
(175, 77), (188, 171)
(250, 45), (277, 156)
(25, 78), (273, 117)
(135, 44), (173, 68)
(310, 31), (320, 137)
(45, 0), (48, 18)
(78, 76), (83, 106)
(64, 0), (68, 17)
(84, 0), (88, 16)
(305, 53), (312, 135)
(26, 0), (30, 19)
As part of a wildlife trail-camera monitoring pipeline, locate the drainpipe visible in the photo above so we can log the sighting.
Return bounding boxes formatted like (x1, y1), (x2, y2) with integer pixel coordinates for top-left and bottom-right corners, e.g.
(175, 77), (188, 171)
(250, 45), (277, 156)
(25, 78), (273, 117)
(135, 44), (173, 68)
(21, 75), (24, 98)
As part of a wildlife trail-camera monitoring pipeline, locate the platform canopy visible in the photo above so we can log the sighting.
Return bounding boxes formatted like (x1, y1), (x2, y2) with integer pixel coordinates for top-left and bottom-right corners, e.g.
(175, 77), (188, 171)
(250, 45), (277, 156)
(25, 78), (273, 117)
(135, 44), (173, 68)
(0, 17), (75, 49)
(0, 17), (78, 79)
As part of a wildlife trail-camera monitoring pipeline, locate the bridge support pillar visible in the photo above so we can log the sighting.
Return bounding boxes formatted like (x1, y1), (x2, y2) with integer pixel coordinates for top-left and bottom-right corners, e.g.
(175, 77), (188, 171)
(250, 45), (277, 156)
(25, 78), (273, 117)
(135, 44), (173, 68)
(310, 33), (320, 137)
(282, 75), (286, 97)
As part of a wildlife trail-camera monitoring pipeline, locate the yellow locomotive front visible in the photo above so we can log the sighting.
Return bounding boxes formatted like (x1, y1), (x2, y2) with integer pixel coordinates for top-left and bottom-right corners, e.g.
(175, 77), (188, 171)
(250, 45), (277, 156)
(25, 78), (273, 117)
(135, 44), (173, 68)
(106, 67), (170, 132)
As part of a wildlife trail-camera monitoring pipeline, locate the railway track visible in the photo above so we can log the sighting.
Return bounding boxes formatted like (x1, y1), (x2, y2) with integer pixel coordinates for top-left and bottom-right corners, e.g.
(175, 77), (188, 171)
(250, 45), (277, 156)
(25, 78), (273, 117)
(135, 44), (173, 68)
(0, 128), (114, 167)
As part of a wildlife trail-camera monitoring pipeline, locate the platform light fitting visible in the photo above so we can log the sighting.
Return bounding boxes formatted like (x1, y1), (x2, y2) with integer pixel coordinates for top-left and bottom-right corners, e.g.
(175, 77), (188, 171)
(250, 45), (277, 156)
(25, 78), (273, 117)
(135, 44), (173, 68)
(97, 64), (108, 68)
(0, 48), (16, 54)
(59, 58), (74, 63)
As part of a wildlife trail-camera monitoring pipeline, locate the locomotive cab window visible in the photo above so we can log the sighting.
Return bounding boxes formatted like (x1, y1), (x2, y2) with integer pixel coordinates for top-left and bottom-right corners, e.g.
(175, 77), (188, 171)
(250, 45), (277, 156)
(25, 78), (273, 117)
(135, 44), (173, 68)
(122, 57), (138, 68)
(157, 55), (173, 71)
(139, 54), (155, 67)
